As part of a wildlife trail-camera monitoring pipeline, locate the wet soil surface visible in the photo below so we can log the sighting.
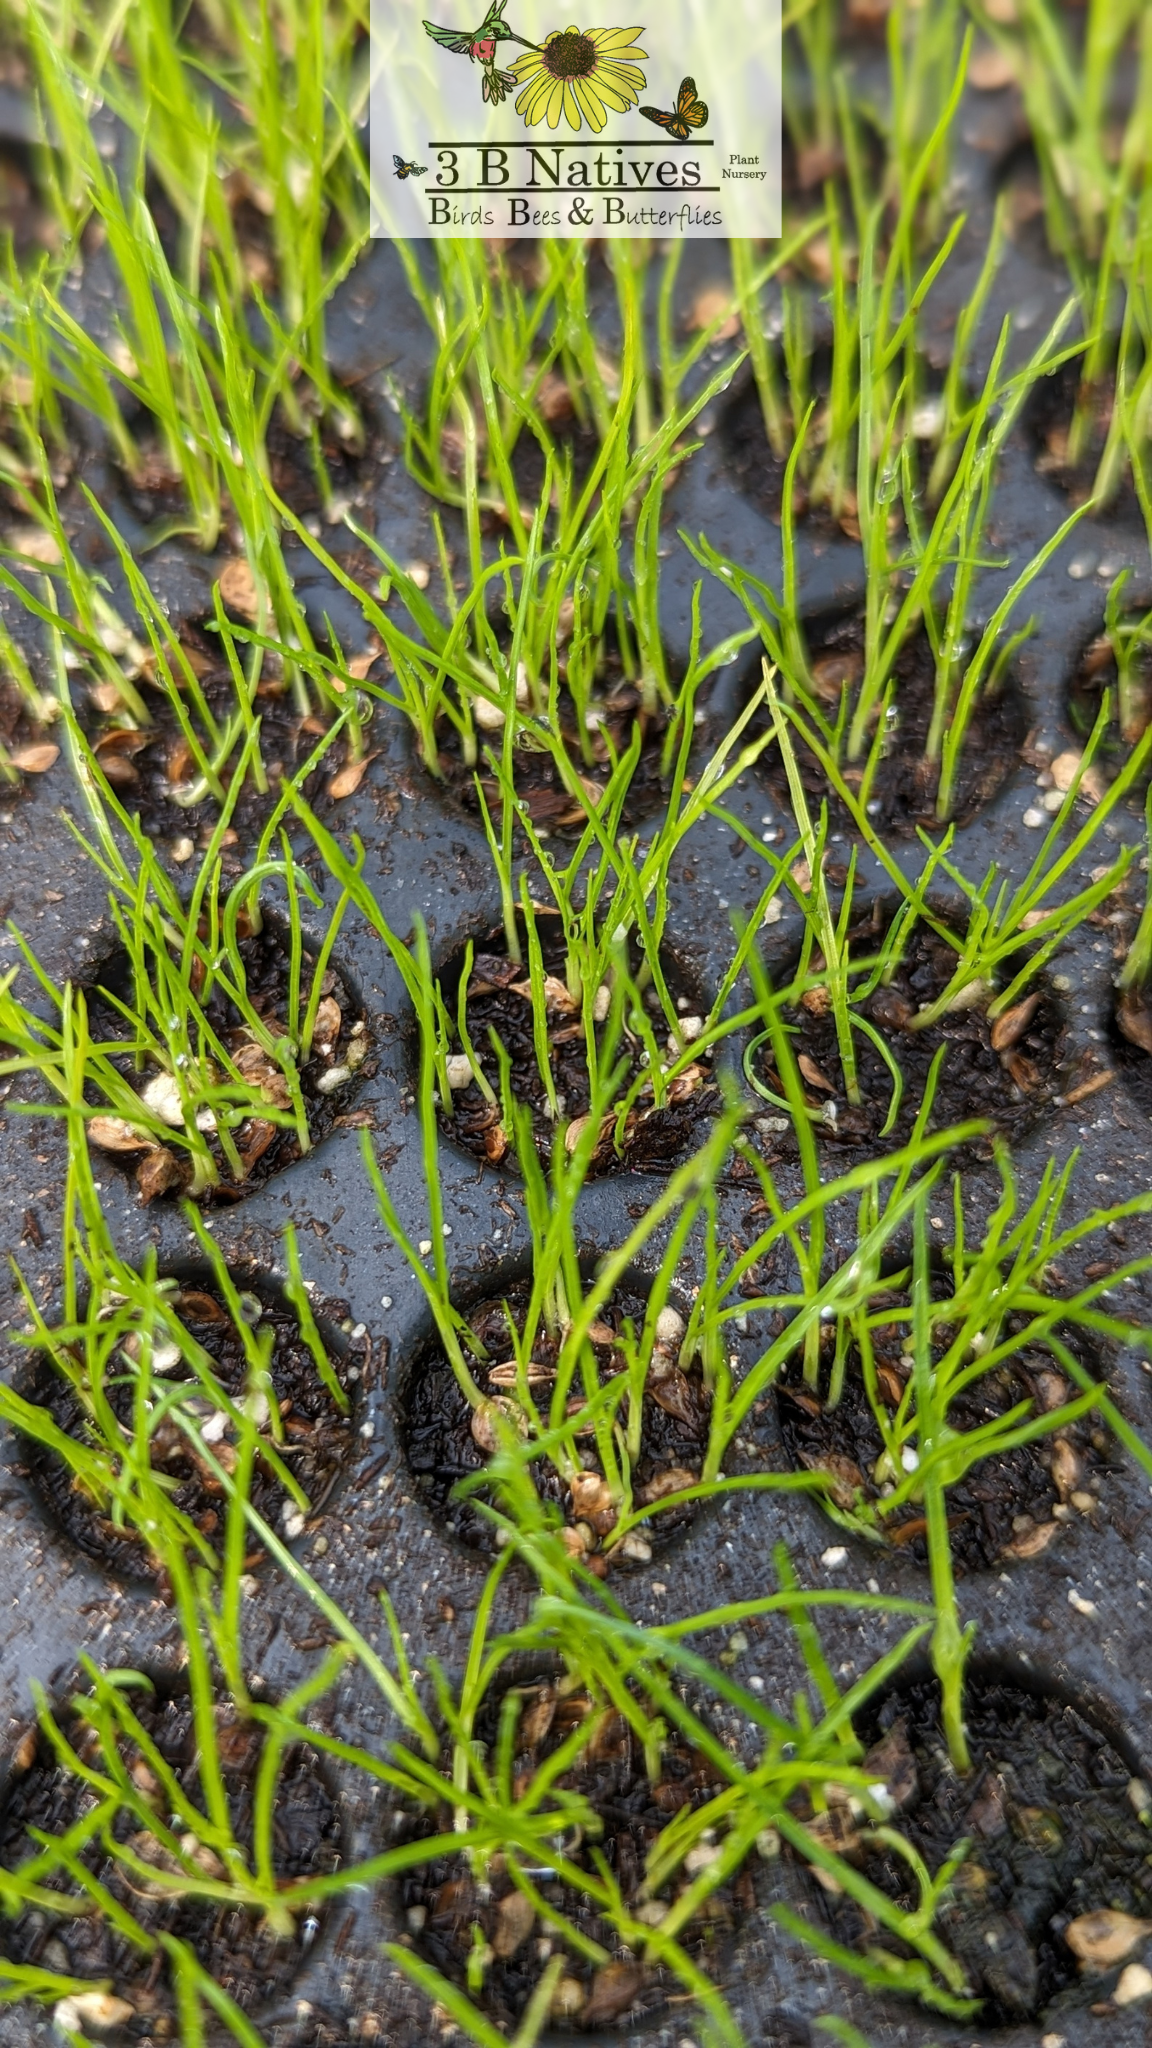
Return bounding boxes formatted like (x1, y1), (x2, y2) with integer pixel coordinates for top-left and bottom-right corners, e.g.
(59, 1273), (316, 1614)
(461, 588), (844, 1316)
(23, 1279), (357, 1584)
(0, 137), (53, 254)
(0, 1684), (340, 2035)
(780, 96), (887, 213)
(819, 1675), (1152, 2024)
(403, 1674), (753, 2032)
(436, 369), (604, 529)
(116, 376), (374, 533)
(718, 372), (845, 541)
(1110, 980), (1152, 1114)
(438, 918), (719, 1175)
(1067, 622), (1152, 782)
(753, 610), (1029, 836)
(85, 917), (371, 1204)
(79, 617), (358, 854)
(753, 906), (1068, 1156)
(0, 675), (58, 798)
(264, 389), (376, 522)
(775, 1317), (1112, 1574)
(506, 404), (603, 516)
(402, 1279), (716, 1562)
(432, 635), (690, 836)
(1027, 356), (1143, 521)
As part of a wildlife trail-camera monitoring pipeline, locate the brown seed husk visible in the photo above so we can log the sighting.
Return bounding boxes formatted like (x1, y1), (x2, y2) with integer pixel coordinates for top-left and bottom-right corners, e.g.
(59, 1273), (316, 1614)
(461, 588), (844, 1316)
(492, 1888), (535, 1959)
(136, 1146), (186, 1203)
(581, 1962), (647, 2026)
(1064, 1909), (1152, 1969)
(327, 750), (379, 799)
(87, 1116), (153, 1153)
(990, 992), (1043, 1052)
(218, 556), (261, 619)
(1118, 988), (1152, 1056)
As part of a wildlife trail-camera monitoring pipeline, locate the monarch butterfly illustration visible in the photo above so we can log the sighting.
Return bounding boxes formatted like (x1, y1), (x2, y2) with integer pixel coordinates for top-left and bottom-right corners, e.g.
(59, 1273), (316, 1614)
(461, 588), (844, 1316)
(393, 153), (429, 178)
(639, 76), (708, 141)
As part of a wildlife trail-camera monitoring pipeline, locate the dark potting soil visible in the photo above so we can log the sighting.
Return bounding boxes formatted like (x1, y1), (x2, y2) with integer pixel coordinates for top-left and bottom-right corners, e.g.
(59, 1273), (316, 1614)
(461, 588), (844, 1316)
(0, 138), (52, 255)
(717, 372), (845, 541)
(264, 388), (374, 522)
(775, 1322), (1112, 1575)
(84, 916), (370, 1204)
(403, 1674), (753, 2032)
(1110, 980), (1152, 1114)
(506, 405), (604, 517)
(23, 1279), (357, 1584)
(0, 1685), (340, 2034)
(438, 919), (719, 1175)
(115, 371), (372, 532)
(779, 52), (888, 202)
(820, 1675), (1152, 2024)
(432, 635), (689, 836)
(0, 674), (58, 799)
(433, 360), (605, 526)
(110, 429), (199, 536)
(998, 139), (1065, 266)
(81, 618), (354, 853)
(753, 609), (1029, 836)
(1067, 621), (1152, 780)
(1027, 354), (1143, 521)
(754, 904), (1068, 1156)
(402, 1279), (712, 1561)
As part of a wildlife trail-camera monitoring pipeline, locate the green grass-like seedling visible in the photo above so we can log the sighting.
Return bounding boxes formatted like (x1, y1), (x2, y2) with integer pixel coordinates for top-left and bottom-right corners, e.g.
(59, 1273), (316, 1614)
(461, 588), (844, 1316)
(692, 296), (1094, 818)
(0, 739), (362, 1198)
(1, 2), (1152, 2038)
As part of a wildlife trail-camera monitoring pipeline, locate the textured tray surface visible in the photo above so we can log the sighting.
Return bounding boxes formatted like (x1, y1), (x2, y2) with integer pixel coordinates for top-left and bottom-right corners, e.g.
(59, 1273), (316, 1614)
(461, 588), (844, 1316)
(1, 83), (1152, 2048)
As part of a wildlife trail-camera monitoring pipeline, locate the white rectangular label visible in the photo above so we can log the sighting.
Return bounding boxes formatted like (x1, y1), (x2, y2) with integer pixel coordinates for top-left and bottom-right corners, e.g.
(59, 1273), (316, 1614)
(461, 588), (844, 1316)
(370, 0), (781, 238)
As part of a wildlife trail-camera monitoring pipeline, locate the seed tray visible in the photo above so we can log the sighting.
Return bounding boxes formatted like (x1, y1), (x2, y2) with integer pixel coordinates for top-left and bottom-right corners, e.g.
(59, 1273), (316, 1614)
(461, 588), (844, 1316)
(3, 55), (1152, 2048)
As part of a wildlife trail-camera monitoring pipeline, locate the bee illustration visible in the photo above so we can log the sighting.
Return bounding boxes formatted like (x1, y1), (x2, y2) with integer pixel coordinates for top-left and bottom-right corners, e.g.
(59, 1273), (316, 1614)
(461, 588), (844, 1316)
(639, 76), (708, 141)
(393, 154), (429, 179)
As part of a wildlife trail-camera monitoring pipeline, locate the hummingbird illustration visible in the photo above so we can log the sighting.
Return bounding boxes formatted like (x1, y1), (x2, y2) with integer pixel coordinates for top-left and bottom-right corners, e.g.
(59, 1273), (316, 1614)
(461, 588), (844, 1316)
(423, 0), (538, 104)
